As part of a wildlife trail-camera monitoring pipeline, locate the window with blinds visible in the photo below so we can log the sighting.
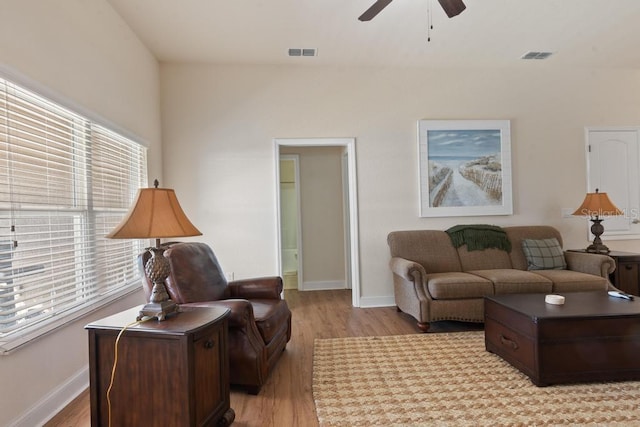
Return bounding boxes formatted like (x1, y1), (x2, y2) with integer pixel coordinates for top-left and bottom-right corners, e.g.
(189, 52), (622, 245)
(0, 76), (147, 351)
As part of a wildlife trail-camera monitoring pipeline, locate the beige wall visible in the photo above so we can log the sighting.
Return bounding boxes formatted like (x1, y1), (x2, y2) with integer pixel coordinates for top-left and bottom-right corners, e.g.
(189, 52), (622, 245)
(161, 63), (640, 307)
(281, 146), (346, 286)
(1, 2), (640, 424)
(0, 1), (161, 426)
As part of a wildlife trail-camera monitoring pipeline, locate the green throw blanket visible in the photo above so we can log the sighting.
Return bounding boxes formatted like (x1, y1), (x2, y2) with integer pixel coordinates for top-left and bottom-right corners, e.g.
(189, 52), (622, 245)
(445, 224), (512, 252)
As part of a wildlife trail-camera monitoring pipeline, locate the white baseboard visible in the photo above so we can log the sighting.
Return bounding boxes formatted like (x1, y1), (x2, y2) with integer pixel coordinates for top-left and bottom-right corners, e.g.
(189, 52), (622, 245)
(359, 295), (395, 308)
(301, 280), (346, 291)
(9, 367), (88, 427)
(298, 282), (395, 308)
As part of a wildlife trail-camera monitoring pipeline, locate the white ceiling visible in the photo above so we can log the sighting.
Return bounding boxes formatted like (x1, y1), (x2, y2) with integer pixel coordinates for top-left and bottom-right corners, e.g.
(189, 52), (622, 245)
(107, 0), (640, 69)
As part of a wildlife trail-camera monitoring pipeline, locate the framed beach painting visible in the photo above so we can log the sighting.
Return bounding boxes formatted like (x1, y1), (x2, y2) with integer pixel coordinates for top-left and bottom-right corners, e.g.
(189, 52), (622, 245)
(418, 119), (513, 217)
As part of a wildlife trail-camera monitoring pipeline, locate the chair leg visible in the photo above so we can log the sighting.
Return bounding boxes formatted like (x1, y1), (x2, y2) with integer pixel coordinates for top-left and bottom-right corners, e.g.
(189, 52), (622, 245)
(246, 385), (261, 395)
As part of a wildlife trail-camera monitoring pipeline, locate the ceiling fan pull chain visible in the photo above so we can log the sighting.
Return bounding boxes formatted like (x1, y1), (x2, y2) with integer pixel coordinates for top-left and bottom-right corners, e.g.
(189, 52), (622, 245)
(427, 0), (433, 42)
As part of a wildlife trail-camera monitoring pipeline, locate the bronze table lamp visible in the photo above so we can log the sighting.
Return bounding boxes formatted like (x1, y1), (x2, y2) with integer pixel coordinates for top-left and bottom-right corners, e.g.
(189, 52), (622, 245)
(572, 188), (623, 254)
(106, 179), (202, 320)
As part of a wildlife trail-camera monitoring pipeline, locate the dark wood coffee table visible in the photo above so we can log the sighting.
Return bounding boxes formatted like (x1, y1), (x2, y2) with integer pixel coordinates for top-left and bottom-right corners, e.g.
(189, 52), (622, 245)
(484, 291), (640, 386)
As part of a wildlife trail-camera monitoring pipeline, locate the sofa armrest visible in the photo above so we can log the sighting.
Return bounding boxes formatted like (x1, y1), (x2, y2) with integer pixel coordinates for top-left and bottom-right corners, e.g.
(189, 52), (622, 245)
(227, 276), (283, 300)
(389, 257), (427, 283)
(564, 251), (616, 277)
(180, 299), (256, 329)
(389, 257), (434, 324)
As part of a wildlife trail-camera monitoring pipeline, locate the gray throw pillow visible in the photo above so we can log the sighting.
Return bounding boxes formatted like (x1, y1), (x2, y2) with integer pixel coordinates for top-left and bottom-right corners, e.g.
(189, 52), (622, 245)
(521, 238), (567, 270)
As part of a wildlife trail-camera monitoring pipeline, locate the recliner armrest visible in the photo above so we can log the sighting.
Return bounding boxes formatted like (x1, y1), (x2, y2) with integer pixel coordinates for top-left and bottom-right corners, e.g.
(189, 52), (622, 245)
(227, 276), (284, 299)
(180, 299), (255, 329)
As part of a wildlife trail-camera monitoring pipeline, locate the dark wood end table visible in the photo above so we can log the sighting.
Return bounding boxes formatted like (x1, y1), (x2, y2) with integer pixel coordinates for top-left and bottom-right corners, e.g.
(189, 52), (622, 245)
(485, 291), (640, 386)
(86, 305), (234, 426)
(606, 251), (640, 296)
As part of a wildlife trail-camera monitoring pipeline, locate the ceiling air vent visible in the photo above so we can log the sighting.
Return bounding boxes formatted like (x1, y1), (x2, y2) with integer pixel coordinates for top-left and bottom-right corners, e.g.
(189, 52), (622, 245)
(288, 48), (317, 57)
(521, 51), (553, 60)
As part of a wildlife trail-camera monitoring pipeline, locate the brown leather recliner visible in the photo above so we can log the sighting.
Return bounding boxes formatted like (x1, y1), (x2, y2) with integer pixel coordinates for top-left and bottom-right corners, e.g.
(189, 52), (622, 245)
(138, 242), (292, 394)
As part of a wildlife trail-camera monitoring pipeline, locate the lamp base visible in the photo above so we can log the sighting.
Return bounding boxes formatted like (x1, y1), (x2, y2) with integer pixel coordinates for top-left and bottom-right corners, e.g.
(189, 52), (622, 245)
(585, 243), (610, 254)
(137, 299), (179, 321)
(139, 246), (179, 321)
(586, 217), (610, 254)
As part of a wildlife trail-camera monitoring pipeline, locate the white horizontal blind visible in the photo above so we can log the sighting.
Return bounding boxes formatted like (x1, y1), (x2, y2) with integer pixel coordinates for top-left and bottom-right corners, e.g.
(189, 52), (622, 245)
(0, 77), (147, 343)
(91, 125), (147, 297)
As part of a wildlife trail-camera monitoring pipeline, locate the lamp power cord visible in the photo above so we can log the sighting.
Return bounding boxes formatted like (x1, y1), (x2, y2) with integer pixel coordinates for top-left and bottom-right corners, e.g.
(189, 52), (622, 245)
(105, 317), (151, 427)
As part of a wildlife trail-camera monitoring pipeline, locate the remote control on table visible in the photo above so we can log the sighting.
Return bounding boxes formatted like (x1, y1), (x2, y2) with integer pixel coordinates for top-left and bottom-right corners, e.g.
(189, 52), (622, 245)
(608, 290), (635, 301)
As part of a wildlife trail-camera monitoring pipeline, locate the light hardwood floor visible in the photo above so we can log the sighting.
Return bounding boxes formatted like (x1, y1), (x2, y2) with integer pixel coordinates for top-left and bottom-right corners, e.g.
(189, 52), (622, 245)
(46, 289), (480, 427)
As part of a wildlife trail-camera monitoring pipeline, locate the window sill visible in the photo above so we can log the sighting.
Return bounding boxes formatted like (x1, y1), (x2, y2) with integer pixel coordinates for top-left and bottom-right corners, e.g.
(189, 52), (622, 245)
(0, 283), (141, 355)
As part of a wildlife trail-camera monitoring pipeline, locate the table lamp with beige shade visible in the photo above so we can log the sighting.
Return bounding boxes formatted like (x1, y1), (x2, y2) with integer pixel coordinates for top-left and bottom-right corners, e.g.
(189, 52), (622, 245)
(106, 179), (202, 320)
(572, 188), (623, 254)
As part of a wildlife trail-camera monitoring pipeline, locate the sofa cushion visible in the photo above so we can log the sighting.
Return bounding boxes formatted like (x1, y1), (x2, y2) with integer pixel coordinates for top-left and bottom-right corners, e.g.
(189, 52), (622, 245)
(505, 226), (563, 270)
(531, 269), (609, 293)
(469, 269), (553, 294)
(426, 272), (494, 300)
(457, 246), (513, 271)
(522, 238), (567, 270)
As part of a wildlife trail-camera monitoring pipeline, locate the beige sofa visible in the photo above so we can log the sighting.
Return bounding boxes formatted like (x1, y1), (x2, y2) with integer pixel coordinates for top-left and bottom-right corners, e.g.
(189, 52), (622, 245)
(388, 225), (616, 331)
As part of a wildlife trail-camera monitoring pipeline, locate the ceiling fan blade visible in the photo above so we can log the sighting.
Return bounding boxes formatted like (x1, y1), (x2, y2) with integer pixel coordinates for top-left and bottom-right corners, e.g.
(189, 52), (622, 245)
(358, 0), (394, 21)
(437, 0), (466, 18)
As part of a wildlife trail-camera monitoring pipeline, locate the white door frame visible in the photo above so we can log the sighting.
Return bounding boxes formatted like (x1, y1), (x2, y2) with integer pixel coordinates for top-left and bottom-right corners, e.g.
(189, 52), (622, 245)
(585, 127), (640, 239)
(274, 138), (360, 307)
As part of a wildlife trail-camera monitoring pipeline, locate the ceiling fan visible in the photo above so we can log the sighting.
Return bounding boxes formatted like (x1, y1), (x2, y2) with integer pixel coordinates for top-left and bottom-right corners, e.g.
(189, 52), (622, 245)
(358, 0), (466, 21)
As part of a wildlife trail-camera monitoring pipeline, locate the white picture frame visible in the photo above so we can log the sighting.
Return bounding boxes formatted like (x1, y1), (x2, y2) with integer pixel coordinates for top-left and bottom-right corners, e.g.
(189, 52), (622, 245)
(418, 119), (513, 217)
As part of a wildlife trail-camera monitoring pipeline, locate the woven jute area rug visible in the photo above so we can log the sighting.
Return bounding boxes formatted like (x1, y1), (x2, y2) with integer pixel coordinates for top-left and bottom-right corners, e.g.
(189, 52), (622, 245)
(313, 331), (640, 426)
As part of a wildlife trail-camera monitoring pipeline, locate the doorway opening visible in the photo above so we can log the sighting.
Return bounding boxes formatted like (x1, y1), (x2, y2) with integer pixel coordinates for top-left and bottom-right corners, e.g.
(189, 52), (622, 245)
(274, 138), (360, 307)
(279, 154), (302, 291)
